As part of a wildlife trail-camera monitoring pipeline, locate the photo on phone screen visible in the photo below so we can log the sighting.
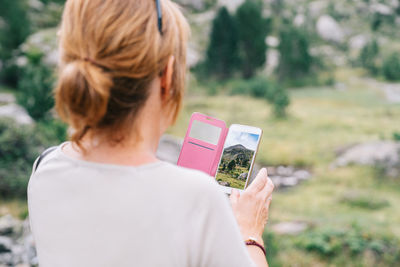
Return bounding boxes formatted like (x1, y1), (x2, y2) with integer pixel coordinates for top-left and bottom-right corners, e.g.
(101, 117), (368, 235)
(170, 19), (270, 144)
(215, 125), (261, 190)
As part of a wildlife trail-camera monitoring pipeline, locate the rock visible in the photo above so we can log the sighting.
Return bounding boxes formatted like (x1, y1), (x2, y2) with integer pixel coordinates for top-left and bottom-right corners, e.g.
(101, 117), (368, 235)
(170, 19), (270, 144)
(156, 134), (182, 164)
(276, 166), (294, 176)
(187, 43), (201, 68)
(293, 170), (311, 180)
(309, 0), (328, 17)
(20, 28), (58, 67)
(176, 0), (207, 10)
(334, 141), (400, 177)
(349, 34), (369, 51)
(266, 36), (279, 48)
(237, 172), (248, 180)
(28, 0), (44, 10)
(316, 15), (345, 43)
(0, 253), (13, 266)
(280, 176), (299, 187)
(217, 0), (244, 13)
(0, 216), (37, 266)
(265, 49), (279, 75)
(0, 93), (15, 105)
(0, 215), (21, 236)
(0, 236), (13, 253)
(0, 104), (34, 125)
(334, 82), (347, 91)
(382, 83), (400, 103)
(271, 221), (308, 235)
(370, 3), (393, 15)
(294, 13), (305, 27)
(218, 181), (230, 187)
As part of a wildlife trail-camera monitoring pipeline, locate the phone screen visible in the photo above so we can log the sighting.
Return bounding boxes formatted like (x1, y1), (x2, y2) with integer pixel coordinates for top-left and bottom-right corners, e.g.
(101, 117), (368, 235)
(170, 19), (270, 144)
(215, 129), (261, 189)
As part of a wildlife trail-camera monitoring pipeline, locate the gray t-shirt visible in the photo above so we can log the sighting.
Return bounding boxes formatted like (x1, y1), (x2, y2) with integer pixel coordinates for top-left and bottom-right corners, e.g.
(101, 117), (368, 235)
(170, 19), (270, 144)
(28, 144), (256, 267)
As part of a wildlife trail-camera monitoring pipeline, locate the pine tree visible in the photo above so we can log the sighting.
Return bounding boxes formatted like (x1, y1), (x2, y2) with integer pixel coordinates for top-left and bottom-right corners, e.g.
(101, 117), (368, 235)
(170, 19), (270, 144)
(236, 0), (269, 79)
(205, 7), (239, 80)
(277, 21), (312, 81)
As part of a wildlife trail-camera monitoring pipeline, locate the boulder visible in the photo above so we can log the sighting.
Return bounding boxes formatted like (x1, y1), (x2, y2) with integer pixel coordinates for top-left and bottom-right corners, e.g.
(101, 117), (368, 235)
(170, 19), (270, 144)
(156, 134), (182, 164)
(294, 13), (305, 26)
(0, 104), (34, 125)
(316, 15), (345, 43)
(334, 141), (400, 177)
(271, 221), (308, 235)
(0, 216), (37, 266)
(217, 0), (244, 13)
(309, 0), (328, 17)
(0, 236), (13, 253)
(0, 93), (15, 105)
(176, 0), (207, 10)
(293, 170), (311, 180)
(237, 172), (248, 180)
(20, 28), (59, 67)
(265, 36), (279, 48)
(370, 3), (393, 15)
(218, 181), (230, 187)
(0, 215), (21, 236)
(349, 34), (369, 51)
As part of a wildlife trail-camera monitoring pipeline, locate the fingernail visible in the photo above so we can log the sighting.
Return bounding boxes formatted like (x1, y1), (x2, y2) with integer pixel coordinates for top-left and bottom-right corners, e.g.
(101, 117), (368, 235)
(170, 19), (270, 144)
(262, 167), (268, 175)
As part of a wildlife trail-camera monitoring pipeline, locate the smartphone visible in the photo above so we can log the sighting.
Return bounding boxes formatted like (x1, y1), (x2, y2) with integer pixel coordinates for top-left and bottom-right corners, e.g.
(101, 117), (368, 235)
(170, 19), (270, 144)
(215, 124), (262, 194)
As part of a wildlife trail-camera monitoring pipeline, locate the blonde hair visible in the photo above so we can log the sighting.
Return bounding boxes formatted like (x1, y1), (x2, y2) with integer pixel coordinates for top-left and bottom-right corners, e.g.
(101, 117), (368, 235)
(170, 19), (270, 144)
(55, 0), (189, 145)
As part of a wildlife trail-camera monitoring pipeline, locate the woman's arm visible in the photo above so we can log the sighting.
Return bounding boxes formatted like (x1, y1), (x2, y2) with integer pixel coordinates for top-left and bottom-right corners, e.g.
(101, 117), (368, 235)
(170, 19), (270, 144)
(230, 168), (274, 267)
(247, 245), (268, 267)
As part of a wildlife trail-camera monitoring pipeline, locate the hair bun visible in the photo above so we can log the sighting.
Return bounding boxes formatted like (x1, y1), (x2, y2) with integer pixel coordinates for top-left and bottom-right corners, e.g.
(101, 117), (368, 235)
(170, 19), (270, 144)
(55, 59), (113, 132)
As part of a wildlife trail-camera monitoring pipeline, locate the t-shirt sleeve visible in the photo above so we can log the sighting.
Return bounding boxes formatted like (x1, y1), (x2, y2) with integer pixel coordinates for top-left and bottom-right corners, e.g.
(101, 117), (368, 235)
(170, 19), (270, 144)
(187, 175), (257, 267)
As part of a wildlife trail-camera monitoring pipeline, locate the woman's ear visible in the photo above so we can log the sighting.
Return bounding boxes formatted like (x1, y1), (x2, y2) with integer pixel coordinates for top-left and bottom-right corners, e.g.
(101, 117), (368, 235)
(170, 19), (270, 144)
(160, 55), (175, 100)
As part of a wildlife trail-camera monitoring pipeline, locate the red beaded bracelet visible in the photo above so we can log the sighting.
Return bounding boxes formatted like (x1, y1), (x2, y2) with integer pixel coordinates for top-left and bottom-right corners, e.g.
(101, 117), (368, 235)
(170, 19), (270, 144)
(245, 238), (266, 257)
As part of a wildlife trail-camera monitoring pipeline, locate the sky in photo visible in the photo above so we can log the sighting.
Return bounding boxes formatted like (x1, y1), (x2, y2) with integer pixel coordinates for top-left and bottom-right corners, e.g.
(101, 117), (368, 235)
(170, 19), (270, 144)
(223, 130), (260, 151)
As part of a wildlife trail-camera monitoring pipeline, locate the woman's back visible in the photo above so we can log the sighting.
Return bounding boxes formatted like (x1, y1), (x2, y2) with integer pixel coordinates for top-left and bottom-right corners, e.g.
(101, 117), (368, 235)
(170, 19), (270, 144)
(28, 144), (255, 267)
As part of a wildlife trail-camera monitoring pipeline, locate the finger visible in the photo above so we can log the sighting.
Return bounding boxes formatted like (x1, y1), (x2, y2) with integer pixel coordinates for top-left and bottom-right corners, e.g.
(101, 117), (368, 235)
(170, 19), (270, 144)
(245, 168), (268, 195)
(230, 188), (240, 206)
(259, 178), (274, 201)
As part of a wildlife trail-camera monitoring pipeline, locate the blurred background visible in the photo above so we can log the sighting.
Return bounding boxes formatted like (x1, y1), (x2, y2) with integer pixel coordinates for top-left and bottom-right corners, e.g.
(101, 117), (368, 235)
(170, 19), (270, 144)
(0, 0), (400, 266)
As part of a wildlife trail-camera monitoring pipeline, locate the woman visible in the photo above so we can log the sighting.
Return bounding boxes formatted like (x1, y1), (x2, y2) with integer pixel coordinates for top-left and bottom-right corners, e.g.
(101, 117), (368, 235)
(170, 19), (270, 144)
(28, 0), (274, 266)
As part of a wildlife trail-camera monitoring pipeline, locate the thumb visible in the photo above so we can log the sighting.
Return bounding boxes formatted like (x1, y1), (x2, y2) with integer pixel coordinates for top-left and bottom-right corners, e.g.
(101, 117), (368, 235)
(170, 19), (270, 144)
(230, 188), (240, 206)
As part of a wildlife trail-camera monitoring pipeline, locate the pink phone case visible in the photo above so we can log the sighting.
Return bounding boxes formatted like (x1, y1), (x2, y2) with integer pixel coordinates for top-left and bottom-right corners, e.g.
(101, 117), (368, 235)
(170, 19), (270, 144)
(177, 112), (228, 176)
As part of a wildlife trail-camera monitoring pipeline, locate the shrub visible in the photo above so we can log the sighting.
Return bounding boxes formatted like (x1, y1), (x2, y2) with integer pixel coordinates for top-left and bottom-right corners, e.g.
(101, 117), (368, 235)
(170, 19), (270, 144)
(16, 56), (55, 121)
(0, 0), (31, 86)
(0, 119), (41, 198)
(393, 132), (400, 141)
(205, 7), (239, 80)
(382, 52), (400, 81)
(340, 191), (389, 210)
(0, 118), (66, 198)
(236, 0), (270, 79)
(296, 226), (400, 264)
(263, 231), (280, 266)
(231, 77), (290, 117)
(359, 39), (380, 75)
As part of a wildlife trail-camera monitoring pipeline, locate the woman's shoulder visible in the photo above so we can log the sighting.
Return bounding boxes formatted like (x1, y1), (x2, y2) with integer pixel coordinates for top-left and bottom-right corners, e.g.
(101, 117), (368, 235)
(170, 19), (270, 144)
(153, 161), (222, 198)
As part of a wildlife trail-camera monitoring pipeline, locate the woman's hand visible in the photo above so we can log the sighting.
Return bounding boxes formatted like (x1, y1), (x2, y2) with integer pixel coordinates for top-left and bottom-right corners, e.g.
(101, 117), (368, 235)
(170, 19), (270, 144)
(230, 168), (274, 243)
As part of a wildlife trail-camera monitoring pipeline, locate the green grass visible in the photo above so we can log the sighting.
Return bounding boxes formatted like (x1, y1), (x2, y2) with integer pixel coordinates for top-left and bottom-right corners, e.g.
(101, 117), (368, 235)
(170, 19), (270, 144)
(216, 165), (248, 189)
(0, 198), (29, 219)
(167, 68), (400, 266)
(2, 67), (400, 265)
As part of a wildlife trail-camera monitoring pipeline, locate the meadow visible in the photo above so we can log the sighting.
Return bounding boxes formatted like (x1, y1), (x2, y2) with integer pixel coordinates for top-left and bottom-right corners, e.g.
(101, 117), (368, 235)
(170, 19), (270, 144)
(167, 68), (400, 266)
(216, 165), (249, 189)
